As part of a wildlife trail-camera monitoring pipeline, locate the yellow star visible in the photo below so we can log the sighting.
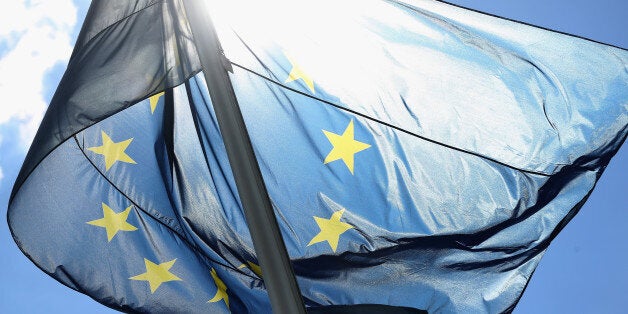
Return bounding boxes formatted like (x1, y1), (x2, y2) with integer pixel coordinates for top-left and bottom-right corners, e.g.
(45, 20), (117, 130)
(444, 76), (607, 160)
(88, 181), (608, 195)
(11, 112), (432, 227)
(284, 54), (315, 93)
(238, 261), (263, 278)
(307, 209), (353, 252)
(323, 120), (371, 174)
(149, 91), (164, 114)
(130, 258), (182, 293)
(208, 268), (229, 307)
(86, 203), (137, 242)
(87, 131), (137, 171)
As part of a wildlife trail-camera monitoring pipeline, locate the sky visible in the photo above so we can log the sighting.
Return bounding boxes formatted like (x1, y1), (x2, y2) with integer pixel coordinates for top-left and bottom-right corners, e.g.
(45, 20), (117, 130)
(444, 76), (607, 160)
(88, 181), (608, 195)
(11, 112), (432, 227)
(0, 0), (626, 313)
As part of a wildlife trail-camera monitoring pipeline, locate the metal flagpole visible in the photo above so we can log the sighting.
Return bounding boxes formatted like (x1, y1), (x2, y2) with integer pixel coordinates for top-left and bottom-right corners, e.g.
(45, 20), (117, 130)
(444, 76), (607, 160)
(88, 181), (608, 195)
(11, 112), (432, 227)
(181, 0), (307, 313)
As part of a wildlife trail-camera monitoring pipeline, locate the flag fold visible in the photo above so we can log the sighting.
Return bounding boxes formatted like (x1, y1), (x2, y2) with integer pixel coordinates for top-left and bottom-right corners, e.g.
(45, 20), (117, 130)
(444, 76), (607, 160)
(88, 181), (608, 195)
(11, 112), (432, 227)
(8, 0), (627, 313)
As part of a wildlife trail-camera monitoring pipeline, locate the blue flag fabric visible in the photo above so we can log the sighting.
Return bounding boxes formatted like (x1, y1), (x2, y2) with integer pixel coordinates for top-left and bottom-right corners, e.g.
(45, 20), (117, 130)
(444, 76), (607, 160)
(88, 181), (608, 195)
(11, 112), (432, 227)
(8, 0), (627, 313)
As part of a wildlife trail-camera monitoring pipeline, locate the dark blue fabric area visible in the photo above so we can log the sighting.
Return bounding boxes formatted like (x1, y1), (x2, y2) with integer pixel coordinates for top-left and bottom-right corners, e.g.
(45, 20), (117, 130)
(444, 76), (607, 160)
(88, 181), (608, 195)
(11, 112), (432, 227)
(9, 87), (269, 313)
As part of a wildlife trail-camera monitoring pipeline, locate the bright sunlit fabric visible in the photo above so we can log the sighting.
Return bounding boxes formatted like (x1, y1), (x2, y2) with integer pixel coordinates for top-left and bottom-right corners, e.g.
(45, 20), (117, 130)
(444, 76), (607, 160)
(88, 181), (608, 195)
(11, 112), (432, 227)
(8, 0), (627, 313)
(214, 2), (626, 310)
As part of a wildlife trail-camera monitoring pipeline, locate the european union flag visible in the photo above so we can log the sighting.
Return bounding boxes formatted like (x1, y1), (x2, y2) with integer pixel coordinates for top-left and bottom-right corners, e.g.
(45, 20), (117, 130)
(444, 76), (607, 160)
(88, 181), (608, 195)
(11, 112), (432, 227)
(8, 0), (627, 313)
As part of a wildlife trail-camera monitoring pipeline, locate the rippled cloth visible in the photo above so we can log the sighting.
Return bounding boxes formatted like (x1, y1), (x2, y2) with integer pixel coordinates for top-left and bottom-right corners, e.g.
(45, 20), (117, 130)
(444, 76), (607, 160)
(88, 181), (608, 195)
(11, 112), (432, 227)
(8, 0), (627, 313)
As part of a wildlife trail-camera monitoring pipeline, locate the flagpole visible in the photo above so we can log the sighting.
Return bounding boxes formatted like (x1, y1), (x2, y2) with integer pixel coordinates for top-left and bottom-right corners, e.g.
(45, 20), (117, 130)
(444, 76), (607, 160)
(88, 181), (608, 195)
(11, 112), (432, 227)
(181, 0), (307, 313)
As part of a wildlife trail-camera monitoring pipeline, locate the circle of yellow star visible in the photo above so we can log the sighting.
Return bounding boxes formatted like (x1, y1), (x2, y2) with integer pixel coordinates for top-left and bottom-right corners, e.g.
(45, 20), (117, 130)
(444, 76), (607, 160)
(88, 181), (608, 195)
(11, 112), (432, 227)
(284, 53), (315, 93)
(208, 268), (229, 307)
(86, 203), (137, 242)
(87, 131), (137, 171)
(130, 258), (182, 293)
(307, 209), (354, 252)
(323, 120), (371, 174)
(238, 261), (263, 278)
(149, 91), (164, 114)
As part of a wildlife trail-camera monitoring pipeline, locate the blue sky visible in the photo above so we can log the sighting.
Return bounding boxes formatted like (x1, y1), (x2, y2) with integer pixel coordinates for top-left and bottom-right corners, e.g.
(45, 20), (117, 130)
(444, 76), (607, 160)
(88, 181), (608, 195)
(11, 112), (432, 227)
(0, 0), (625, 313)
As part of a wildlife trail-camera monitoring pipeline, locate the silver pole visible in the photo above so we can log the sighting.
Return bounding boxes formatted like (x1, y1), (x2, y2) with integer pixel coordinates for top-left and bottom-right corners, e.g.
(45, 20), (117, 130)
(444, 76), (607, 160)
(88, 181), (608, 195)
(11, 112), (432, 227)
(181, 0), (307, 313)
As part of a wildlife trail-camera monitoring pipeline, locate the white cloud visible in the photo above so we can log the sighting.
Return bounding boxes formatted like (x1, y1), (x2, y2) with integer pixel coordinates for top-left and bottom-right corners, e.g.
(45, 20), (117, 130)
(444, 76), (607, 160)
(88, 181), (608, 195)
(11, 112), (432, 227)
(0, 0), (77, 150)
